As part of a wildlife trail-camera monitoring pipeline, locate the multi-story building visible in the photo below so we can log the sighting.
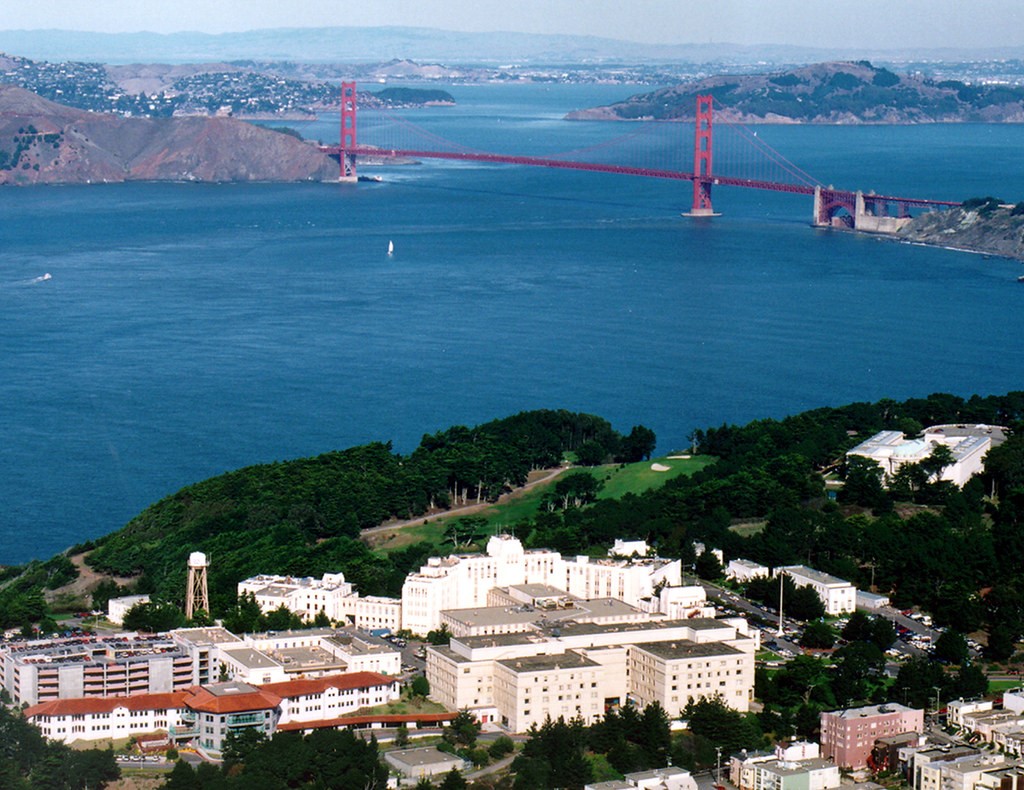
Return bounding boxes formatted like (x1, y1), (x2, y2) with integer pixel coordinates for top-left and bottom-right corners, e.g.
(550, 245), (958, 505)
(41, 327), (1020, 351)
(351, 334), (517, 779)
(820, 703), (924, 770)
(1, 633), (195, 706)
(777, 566), (856, 616)
(427, 616), (756, 731)
(909, 747), (982, 790)
(403, 535), (682, 635)
(27, 692), (187, 744)
(730, 742), (840, 790)
(239, 536), (680, 637)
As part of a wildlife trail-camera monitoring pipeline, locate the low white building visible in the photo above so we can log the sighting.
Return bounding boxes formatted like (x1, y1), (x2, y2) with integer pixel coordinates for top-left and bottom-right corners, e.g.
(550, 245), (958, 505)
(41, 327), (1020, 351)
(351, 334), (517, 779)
(1003, 688), (1024, 715)
(106, 595), (151, 625)
(846, 424), (1005, 488)
(598, 766), (697, 790)
(730, 742), (840, 790)
(385, 746), (467, 781)
(856, 591), (890, 611)
(727, 559), (770, 583)
(776, 565), (856, 615)
(948, 699), (994, 730)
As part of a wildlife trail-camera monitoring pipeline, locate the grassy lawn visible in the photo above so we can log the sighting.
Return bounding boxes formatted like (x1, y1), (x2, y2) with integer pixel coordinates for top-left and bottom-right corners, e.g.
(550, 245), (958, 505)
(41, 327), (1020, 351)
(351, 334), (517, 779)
(987, 679), (1023, 693)
(593, 455), (714, 500)
(729, 520), (767, 537)
(359, 697), (448, 716)
(370, 456), (714, 554)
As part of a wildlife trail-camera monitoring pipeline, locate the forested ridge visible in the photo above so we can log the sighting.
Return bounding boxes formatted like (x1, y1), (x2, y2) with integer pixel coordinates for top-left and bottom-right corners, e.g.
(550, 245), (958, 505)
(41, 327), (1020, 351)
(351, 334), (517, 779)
(6, 393), (1024, 650)
(76, 410), (653, 611)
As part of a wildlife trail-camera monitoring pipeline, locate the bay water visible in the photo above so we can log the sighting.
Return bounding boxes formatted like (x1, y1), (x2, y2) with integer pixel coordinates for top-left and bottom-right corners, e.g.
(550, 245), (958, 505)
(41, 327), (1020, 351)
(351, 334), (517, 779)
(2, 83), (1023, 564)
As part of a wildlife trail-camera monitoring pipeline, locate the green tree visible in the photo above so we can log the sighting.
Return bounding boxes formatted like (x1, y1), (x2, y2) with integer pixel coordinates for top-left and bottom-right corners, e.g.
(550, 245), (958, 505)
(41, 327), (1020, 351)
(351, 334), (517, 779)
(840, 455), (889, 510)
(619, 425), (657, 462)
(695, 550), (724, 581)
(799, 620), (836, 649)
(933, 630), (969, 665)
(122, 601), (185, 632)
(411, 674), (431, 698)
(439, 768), (468, 789)
(444, 516), (488, 550)
(162, 760), (199, 790)
(395, 724), (410, 748)
(488, 735), (515, 759)
(443, 710), (480, 749)
(426, 623), (452, 646)
(221, 592), (266, 634)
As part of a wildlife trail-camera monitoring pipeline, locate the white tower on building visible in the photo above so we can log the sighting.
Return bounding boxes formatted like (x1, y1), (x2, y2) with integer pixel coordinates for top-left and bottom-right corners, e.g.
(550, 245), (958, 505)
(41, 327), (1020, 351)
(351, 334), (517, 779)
(185, 551), (210, 619)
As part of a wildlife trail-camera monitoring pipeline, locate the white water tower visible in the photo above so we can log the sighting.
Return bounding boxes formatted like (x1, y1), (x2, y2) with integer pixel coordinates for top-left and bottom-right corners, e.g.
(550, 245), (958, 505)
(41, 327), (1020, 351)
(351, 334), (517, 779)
(185, 551), (210, 620)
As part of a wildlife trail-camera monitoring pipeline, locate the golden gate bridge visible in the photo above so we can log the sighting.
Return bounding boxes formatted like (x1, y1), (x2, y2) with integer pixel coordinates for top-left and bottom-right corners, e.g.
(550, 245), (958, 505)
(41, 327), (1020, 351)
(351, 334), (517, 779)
(321, 82), (959, 229)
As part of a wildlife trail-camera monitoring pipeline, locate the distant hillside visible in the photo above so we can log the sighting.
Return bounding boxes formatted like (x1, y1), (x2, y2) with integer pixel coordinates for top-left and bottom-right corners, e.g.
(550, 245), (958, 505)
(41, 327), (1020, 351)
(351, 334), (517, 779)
(3, 26), (1024, 66)
(0, 84), (337, 184)
(567, 61), (1024, 123)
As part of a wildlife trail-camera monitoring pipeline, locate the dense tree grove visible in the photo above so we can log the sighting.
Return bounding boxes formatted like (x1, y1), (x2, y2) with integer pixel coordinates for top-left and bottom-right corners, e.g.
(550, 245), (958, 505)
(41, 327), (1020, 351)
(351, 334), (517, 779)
(163, 729), (387, 789)
(0, 706), (119, 789)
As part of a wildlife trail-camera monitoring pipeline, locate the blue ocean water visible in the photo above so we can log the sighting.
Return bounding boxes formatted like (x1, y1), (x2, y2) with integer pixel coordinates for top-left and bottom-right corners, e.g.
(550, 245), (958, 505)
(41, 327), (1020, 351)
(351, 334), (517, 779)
(2, 83), (1024, 564)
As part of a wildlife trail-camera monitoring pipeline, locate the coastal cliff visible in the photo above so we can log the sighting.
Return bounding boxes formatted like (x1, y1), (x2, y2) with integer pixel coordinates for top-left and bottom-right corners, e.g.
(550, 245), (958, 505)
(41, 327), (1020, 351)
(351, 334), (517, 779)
(898, 202), (1024, 262)
(0, 84), (338, 184)
(567, 61), (1024, 123)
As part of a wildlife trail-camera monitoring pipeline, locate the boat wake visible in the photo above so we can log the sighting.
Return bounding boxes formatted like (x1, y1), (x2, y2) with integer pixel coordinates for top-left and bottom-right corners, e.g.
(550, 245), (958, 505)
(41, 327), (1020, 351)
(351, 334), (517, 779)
(30, 273), (53, 283)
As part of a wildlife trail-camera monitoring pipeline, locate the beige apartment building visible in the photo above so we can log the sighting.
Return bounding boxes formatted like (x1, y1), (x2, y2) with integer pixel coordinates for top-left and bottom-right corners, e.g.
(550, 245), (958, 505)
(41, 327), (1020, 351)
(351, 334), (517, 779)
(426, 617), (756, 731)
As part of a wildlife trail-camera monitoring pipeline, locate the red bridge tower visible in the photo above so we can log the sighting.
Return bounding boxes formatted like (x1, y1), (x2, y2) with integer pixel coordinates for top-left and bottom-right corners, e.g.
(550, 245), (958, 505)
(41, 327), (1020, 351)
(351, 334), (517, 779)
(685, 95), (718, 217)
(339, 82), (358, 180)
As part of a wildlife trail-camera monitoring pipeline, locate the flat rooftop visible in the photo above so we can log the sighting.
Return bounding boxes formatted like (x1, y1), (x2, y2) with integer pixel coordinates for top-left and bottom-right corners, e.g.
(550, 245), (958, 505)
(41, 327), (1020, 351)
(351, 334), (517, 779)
(779, 565), (852, 588)
(496, 651), (599, 673)
(631, 640), (743, 660)
(386, 746), (464, 769)
(172, 627), (242, 645)
(220, 647), (282, 670)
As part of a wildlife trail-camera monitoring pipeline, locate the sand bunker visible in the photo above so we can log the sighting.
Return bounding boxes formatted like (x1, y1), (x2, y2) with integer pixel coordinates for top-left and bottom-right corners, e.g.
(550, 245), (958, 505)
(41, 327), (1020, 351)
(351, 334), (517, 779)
(651, 463), (671, 472)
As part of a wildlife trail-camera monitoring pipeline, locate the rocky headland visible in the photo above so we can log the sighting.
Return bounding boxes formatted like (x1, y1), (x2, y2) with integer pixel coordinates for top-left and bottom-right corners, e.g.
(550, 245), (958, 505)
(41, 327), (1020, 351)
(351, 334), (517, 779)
(0, 84), (338, 184)
(898, 201), (1024, 262)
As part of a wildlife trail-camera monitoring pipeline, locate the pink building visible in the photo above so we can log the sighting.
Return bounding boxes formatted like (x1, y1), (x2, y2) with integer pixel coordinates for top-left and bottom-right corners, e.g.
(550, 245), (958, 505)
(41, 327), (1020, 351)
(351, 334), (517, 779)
(820, 703), (924, 770)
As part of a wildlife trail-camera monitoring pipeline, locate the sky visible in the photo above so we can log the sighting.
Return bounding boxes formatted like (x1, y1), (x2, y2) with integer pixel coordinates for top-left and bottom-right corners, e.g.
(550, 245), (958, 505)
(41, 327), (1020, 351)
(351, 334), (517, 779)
(3, 0), (1023, 51)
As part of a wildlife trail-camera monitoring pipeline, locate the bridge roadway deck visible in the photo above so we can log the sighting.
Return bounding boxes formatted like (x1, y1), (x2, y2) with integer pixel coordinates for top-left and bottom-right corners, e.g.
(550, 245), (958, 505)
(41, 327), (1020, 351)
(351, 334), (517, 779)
(322, 146), (959, 208)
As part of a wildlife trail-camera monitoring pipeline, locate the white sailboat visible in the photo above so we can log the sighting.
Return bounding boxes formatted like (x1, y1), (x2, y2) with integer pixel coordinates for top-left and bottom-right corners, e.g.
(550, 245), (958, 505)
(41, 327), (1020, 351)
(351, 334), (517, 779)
(387, 240), (394, 256)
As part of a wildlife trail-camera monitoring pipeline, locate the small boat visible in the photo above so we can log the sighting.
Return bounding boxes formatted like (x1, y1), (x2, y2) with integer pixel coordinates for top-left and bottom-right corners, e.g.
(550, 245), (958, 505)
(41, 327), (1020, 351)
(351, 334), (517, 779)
(387, 240), (394, 256)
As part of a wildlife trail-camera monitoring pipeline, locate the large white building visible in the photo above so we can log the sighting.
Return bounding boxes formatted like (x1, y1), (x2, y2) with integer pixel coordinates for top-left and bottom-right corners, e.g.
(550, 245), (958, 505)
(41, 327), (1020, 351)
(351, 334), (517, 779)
(776, 565), (856, 616)
(402, 535), (682, 635)
(426, 616), (757, 732)
(239, 537), (682, 637)
(846, 424), (1005, 488)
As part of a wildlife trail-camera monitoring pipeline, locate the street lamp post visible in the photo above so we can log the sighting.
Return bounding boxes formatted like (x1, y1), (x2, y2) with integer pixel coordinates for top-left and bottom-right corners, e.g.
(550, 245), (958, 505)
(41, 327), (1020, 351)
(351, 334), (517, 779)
(716, 745), (723, 789)
(776, 571), (785, 638)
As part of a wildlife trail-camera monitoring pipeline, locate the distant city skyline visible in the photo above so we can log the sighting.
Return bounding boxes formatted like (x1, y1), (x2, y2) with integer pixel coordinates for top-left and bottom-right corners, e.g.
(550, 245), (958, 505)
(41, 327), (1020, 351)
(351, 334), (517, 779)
(4, 0), (1024, 52)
